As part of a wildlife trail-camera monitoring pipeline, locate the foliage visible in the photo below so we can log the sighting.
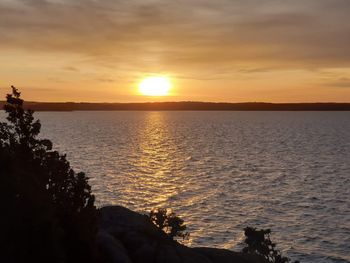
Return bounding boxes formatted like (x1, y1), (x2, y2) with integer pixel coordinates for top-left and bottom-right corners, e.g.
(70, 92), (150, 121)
(0, 86), (98, 263)
(242, 227), (299, 263)
(149, 208), (189, 241)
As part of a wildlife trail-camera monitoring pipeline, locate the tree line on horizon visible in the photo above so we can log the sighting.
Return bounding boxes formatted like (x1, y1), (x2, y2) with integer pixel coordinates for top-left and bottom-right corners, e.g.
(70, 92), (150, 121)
(1, 100), (350, 111)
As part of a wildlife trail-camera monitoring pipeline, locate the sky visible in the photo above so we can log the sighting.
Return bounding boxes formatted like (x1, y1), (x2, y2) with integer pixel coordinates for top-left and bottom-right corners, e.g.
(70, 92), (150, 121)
(0, 0), (350, 102)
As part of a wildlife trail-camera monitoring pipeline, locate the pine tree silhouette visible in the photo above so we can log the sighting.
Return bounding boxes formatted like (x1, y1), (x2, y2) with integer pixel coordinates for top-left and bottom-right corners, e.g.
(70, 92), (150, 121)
(0, 86), (98, 263)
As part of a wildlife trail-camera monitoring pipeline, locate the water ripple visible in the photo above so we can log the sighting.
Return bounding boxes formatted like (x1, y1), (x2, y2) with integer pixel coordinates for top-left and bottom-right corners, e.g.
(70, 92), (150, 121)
(19, 111), (350, 263)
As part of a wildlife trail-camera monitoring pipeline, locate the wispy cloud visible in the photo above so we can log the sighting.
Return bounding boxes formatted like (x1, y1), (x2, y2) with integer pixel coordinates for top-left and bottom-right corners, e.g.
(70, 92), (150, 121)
(1, 0), (350, 73)
(1, 0), (350, 102)
(328, 77), (350, 88)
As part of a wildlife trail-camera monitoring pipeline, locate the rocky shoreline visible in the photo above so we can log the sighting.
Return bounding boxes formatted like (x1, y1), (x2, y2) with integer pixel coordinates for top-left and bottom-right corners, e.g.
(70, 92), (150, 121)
(98, 206), (261, 263)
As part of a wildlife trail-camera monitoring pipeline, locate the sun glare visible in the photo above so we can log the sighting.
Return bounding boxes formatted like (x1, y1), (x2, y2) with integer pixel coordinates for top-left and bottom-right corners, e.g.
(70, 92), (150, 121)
(139, 76), (171, 96)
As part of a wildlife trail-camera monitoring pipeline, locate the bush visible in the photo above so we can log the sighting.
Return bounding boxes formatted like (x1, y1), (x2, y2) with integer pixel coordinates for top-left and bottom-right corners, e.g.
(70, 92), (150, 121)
(149, 208), (189, 241)
(0, 87), (98, 263)
(242, 227), (299, 263)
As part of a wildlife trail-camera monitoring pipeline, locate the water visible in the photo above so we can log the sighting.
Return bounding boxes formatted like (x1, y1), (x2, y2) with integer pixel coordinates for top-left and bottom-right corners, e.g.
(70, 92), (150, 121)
(3, 111), (350, 262)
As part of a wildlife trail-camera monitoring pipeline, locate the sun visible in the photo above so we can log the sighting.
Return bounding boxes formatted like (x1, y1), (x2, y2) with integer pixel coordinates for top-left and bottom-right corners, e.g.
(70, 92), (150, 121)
(139, 76), (171, 96)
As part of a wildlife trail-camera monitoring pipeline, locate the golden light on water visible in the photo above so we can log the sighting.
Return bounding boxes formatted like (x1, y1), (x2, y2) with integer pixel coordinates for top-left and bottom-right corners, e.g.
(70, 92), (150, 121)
(138, 76), (171, 96)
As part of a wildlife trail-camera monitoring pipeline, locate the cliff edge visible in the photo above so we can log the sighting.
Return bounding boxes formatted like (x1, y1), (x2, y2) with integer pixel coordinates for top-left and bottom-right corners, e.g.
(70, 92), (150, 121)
(98, 206), (261, 263)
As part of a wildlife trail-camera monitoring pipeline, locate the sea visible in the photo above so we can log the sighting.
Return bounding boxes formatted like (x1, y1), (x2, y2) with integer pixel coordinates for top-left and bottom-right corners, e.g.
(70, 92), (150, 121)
(3, 111), (350, 262)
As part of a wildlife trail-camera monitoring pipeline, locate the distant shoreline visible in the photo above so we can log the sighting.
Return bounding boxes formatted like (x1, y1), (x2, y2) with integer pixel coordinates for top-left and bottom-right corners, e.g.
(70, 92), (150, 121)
(1, 101), (350, 111)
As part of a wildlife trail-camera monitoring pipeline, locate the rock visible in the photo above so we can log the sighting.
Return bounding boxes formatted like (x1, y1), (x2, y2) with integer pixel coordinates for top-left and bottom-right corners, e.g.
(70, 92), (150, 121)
(132, 241), (157, 263)
(175, 246), (213, 263)
(98, 206), (260, 263)
(193, 247), (261, 263)
(97, 229), (132, 263)
(99, 206), (169, 243)
(99, 206), (174, 262)
(155, 244), (182, 263)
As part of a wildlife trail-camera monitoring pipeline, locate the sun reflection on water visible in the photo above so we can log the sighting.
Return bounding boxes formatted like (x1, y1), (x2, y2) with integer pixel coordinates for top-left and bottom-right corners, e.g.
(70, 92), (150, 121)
(126, 112), (183, 208)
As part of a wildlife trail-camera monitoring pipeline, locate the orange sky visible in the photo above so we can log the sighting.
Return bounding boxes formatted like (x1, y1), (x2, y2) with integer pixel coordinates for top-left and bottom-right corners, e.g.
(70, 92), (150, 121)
(1, 0), (350, 102)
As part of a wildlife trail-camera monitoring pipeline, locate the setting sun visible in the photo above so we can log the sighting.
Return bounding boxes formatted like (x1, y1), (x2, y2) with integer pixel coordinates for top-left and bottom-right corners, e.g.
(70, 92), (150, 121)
(139, 76), (171, 96)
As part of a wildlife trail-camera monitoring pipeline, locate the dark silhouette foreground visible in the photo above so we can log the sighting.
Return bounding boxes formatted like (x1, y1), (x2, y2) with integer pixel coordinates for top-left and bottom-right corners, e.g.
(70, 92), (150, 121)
(0, 87), (299, 263)
(243, 227), (299, 263)
(149, 208), (189, 241)
(0, 87), (97, 262)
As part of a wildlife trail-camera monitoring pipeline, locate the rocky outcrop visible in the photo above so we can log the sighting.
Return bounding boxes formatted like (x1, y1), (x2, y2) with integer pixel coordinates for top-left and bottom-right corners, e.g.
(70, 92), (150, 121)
(97, 206), (261, 263)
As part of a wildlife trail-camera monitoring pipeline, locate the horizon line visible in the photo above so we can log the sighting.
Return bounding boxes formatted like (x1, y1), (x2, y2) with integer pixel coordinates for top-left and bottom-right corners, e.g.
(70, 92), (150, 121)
(1, 100), (350, 112)
(2, 100), (350, 104)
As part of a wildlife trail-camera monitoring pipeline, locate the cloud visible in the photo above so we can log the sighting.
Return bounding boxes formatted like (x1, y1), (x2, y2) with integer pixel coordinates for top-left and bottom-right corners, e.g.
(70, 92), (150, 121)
(328, 77), (350, 88)
(0, 0), (350, 75)
(97, 78), (115, 83)
(62, 66), (79, 72)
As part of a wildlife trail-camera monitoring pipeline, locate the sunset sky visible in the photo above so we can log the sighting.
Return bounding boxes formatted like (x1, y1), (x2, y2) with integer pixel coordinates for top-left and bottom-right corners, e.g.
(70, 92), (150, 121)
(1, 0), (350, 102)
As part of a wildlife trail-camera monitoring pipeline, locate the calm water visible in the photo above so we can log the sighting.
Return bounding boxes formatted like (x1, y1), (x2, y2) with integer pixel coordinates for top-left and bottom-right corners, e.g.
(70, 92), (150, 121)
(4, 111), (350, 262)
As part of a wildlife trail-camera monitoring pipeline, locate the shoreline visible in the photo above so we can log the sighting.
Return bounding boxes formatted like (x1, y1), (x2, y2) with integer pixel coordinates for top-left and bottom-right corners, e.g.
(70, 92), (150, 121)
(1, 101), (350, 111)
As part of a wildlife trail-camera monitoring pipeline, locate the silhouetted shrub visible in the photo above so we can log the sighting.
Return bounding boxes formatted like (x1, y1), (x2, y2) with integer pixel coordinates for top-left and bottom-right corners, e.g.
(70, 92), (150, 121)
(0, 87), (98, 263)
(149, 208), (189, 241)
(242, 227), (299, 263)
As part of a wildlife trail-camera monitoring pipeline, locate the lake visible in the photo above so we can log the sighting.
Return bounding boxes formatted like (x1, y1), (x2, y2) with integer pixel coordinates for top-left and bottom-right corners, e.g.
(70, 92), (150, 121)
(5, 111), (350, 263)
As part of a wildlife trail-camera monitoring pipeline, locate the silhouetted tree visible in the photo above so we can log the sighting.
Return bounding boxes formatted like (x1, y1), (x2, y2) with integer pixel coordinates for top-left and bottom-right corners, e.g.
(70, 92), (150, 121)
(242, 227), (299, 263)
(149, 208), (189, 241)
(0, 86), (98, 263)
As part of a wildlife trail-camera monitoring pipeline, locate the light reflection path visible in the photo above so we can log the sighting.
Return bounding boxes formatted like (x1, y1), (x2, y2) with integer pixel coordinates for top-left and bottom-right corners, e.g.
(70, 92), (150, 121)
(126, 112), (184, 208)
